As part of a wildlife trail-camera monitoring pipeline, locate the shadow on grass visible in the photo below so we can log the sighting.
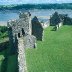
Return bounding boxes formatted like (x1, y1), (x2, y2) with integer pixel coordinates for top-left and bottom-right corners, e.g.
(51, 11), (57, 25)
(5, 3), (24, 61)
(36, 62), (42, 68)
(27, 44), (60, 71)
(0, 39), (19, 72)
(51, 26), (57, 31)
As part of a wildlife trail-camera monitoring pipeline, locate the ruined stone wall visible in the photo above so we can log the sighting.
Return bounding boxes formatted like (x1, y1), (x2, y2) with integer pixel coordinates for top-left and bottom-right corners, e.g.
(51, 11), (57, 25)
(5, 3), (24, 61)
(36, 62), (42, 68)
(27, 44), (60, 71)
(32, 16), (43, 41)
(24, 35), (36, 48)
(7, 11), (48, 72)
(7, 12), (37, 54)
(19, 12), (32, 35)
(18, 37), (28, 72)
(8, 12), (31, 38)
(7, 12), (36, 72)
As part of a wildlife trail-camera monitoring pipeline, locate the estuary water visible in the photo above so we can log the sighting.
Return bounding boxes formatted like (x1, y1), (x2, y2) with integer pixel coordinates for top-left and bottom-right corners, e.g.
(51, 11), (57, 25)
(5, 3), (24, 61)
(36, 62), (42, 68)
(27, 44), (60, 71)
(0, 9), (72, 26)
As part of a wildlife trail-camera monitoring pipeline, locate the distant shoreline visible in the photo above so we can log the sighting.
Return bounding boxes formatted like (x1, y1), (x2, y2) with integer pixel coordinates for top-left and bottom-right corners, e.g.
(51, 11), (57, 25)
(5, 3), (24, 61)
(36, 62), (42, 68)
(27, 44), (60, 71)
(0, 21), (7, 26)
(0, 3), (72, 10)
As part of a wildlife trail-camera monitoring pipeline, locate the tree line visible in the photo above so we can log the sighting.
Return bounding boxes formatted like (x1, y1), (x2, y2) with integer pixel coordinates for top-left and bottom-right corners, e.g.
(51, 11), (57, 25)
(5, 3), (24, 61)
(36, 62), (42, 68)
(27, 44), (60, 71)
(0, 3), (72, 10)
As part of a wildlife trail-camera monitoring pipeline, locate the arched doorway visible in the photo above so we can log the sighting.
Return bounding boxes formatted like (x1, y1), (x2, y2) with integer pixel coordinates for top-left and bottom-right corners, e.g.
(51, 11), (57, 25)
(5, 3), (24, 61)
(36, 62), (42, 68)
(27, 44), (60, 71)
(18, 33), (20, 38)
(22, 28), (25, 36)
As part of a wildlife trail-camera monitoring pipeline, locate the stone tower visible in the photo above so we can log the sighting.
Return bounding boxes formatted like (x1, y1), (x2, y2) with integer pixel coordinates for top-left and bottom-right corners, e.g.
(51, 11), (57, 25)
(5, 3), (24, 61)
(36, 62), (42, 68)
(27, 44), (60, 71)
(7, 12), (36, 52)
(8, 12), (32, 38)
(7, 12), (36, 72)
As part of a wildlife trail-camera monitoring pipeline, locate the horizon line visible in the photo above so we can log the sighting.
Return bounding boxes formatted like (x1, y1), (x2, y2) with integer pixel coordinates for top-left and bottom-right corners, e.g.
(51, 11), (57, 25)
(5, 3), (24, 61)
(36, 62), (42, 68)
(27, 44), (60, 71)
(0, 3), (72, 6)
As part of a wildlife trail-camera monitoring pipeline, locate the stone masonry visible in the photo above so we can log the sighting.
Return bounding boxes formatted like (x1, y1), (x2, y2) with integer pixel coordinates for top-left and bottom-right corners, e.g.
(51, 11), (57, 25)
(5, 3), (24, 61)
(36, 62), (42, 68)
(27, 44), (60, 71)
(7, 12), (36, 50)
(18, 37), (27, 72)
(7, 12), (36, 72)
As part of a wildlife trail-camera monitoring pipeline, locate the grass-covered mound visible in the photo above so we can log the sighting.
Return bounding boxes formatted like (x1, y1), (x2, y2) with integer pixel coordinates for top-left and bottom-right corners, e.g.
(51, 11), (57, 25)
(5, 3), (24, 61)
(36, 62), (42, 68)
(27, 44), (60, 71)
(26, 25), (72, 72)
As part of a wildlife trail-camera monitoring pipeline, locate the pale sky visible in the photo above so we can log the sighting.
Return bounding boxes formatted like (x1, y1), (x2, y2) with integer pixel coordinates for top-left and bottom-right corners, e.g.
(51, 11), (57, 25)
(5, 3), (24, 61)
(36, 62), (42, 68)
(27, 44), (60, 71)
(0, 0), (72, 5)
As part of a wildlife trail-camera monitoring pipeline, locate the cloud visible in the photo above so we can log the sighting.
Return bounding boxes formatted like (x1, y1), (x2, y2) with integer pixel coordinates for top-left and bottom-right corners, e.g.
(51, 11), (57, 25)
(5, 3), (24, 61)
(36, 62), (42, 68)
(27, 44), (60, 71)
(0, 0), (72, 5)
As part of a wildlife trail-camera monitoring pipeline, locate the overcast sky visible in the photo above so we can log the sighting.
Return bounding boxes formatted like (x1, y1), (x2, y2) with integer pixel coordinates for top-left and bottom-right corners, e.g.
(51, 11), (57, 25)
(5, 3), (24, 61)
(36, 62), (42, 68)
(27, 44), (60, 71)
(0, 0), (72, 5)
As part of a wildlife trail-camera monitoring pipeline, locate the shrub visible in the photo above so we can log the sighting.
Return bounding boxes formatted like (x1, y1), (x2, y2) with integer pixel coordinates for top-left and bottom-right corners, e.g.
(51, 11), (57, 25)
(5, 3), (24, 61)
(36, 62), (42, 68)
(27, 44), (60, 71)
(0, 26), (8, 38)
(0, 26), (7, 33)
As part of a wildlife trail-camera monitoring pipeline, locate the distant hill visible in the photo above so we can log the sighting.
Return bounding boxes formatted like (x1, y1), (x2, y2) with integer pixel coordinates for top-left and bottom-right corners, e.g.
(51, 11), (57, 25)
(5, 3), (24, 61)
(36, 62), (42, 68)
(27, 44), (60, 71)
(0, 3), (72, 10)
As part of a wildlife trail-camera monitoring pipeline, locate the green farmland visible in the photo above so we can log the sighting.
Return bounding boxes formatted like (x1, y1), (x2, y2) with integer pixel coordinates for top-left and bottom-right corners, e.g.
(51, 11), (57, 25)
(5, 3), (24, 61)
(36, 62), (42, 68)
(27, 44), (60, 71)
(0, 25), (72, 72)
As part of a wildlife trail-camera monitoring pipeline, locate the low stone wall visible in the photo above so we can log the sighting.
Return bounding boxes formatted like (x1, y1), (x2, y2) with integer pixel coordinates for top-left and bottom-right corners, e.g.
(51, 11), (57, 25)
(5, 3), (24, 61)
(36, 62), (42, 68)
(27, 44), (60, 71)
(24, 35), (36, 48)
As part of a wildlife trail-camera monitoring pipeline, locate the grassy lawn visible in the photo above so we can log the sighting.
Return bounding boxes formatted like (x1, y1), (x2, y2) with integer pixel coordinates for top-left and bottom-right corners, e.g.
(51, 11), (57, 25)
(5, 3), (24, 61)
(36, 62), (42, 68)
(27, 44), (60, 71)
(26, 25), (72, 72)
(0, 25), (72, 72)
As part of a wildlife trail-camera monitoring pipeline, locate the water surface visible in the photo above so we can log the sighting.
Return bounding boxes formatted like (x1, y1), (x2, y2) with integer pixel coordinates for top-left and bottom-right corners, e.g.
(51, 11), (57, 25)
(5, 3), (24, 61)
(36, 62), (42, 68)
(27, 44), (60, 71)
(0, 9), (72, 26)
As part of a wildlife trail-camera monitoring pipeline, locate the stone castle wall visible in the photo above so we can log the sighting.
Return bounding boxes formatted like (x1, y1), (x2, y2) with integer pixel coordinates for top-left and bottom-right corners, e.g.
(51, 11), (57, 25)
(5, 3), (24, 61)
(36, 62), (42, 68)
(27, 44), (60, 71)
(7, 12), (44, 72)
(7, 12), (36, 49)
(7, 12), (31, 38)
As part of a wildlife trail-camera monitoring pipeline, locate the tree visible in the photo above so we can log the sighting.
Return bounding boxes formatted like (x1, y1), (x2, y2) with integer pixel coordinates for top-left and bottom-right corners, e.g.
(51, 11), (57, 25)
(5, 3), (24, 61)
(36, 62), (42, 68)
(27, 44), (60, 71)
(50, 12), (61, 26)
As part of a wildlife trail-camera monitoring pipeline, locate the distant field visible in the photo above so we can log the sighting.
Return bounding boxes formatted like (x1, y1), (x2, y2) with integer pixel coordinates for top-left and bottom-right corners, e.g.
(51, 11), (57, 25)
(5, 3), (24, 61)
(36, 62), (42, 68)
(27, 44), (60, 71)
(0, 25), (72, 72)
(26, 25), (72, 72)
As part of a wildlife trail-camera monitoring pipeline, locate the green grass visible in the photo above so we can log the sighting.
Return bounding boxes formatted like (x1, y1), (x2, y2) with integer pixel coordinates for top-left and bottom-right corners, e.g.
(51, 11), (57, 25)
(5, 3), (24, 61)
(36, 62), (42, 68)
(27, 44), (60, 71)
(7, 55), (18, 72)
(26, 25), (72, 72)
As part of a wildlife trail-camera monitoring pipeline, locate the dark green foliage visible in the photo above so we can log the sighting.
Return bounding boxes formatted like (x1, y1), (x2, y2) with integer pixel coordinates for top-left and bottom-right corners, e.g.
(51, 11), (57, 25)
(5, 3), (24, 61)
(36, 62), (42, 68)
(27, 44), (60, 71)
(1, 57), (8, 72)
(50, 12), (72, 26)
(64, 16), (72, 25)
(50, 12), (61, 26)
(0, 40), (18, 72)
(0, 38), (18, 72)
(59, 14), (68, 19)
(0, 26), (8, 38)
(0, 26), (7, 33)
(0, 40), (10, 72)
(0, 41), (9, 52)
(0, 3), (72, 10)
